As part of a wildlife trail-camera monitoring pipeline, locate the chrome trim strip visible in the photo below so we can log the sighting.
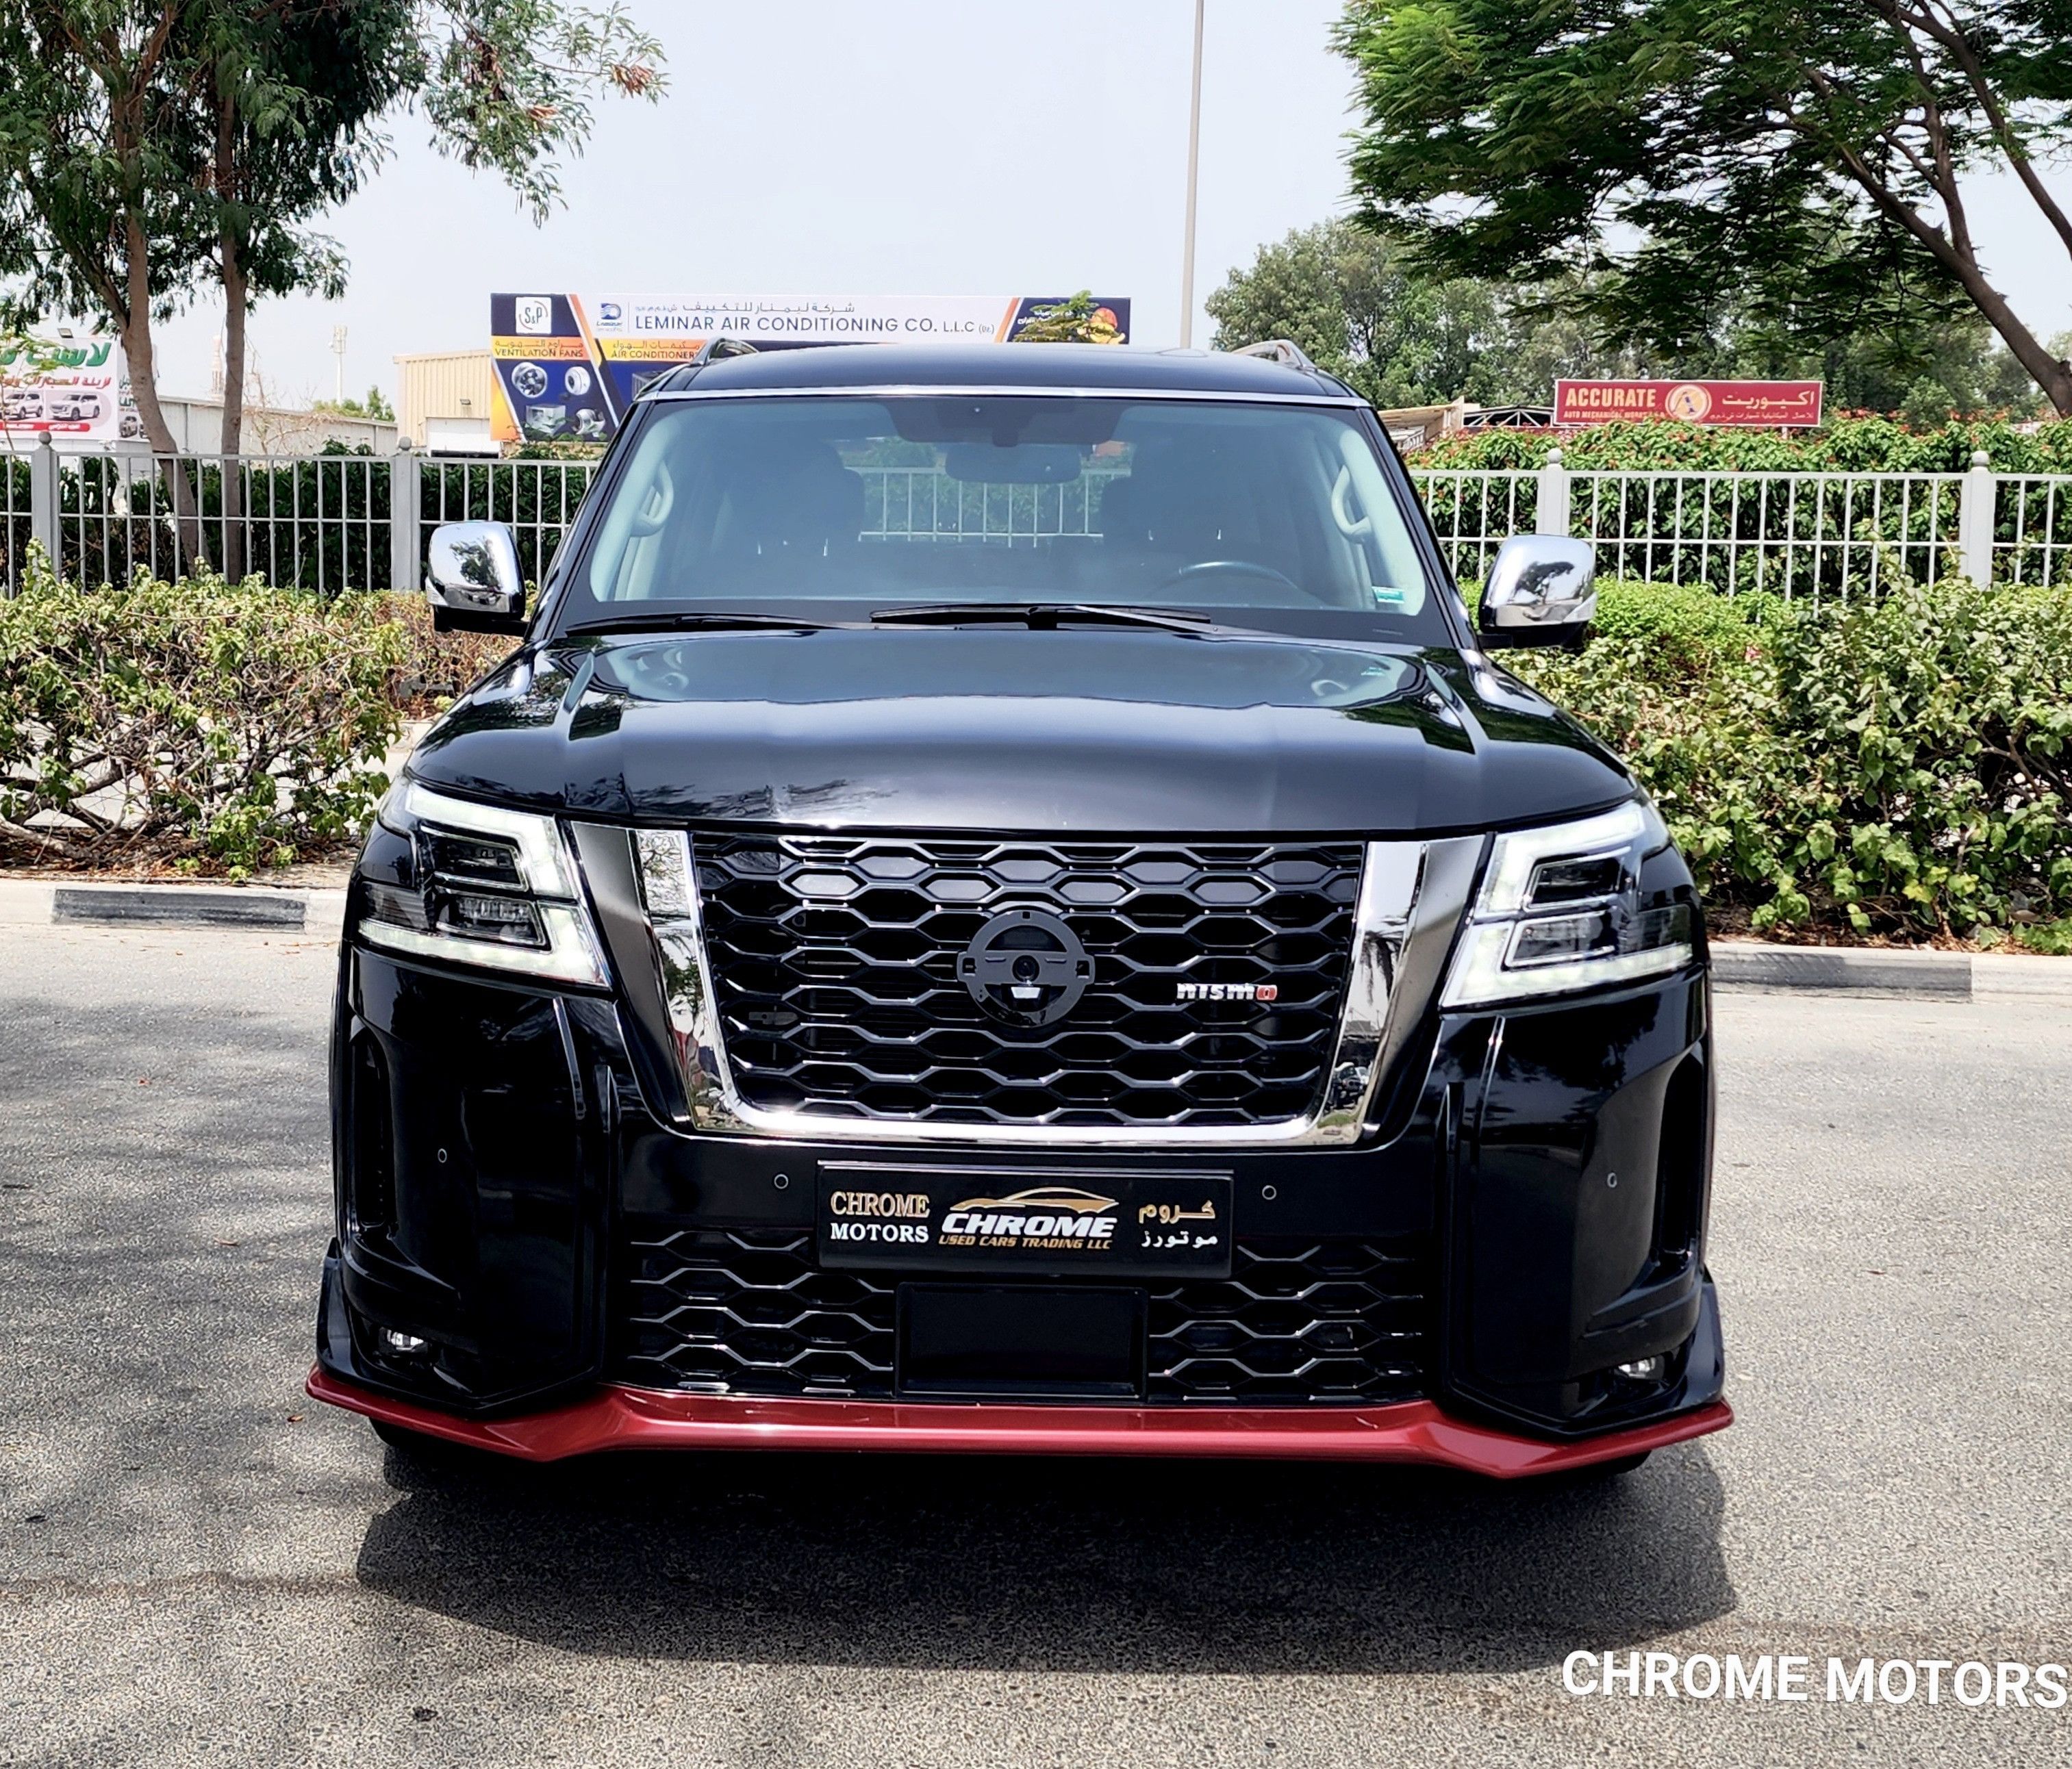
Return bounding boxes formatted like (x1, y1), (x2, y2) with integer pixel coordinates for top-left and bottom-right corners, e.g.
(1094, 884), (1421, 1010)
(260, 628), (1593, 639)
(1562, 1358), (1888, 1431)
(633, 830), (743, 1126)
(637, 384), (1368, 408)
(631, 832), (1481, 1149)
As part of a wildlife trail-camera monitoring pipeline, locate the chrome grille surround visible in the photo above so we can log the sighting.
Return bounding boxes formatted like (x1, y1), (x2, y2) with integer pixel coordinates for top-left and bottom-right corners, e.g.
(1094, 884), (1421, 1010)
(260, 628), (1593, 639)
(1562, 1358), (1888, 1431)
(629, 827), (1482, 1147)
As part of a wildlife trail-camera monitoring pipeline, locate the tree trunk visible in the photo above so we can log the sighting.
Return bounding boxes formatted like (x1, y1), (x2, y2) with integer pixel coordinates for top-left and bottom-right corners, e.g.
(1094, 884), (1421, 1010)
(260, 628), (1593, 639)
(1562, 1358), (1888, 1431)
(216, 88), (246, 582)
(1933, 246), (2072, 418)
(219, 238), (248, 582)
(118, 212), (209, 577)
(1821, 64), (2072, 419)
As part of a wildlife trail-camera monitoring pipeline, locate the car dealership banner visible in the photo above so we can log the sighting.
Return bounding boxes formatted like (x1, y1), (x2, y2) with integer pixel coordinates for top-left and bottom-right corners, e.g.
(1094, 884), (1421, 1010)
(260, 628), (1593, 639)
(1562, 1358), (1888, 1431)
(1554, 378), (1823, 429)
(489, 292), (1133, 442)
(1, 335), (127, 442)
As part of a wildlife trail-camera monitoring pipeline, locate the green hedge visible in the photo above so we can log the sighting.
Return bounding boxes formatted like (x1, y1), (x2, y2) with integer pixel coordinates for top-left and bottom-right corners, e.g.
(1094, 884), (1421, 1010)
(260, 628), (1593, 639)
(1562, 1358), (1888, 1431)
(4, 555), (2067, 941)
(1413, 413), (2072, 474)
(1504, 578), (2072, 939)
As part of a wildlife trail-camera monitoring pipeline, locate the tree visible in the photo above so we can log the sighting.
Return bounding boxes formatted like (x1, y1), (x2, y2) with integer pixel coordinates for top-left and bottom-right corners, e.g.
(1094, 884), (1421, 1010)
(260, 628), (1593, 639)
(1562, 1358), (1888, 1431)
(1209, 218), (2045, 419)
(192, 7), (406, 445)
(0, 8), (216, 466)
(1205, 220), (1654, 408)
(190, 3), (420, 573)
(0, 1), (663, 570)
(316, 384), (395, 420)
(1335, 0), (2072, 416)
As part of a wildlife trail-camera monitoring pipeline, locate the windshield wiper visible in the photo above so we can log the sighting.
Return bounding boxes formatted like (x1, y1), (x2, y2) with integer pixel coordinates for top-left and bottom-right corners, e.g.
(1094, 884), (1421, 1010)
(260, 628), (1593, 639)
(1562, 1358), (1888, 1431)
(870, 602), (1222, 637)
(562, 609), (834, 637)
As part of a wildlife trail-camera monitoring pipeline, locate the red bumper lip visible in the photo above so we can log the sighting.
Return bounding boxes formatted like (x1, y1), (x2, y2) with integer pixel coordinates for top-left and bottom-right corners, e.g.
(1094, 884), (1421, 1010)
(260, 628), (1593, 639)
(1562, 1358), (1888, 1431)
(306, 1365), (1731, 1477)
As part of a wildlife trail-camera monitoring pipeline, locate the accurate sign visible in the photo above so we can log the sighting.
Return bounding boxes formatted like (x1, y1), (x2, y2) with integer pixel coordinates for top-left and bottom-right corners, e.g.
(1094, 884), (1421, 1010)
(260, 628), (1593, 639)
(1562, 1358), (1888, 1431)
(1553, 378), (1823, 429)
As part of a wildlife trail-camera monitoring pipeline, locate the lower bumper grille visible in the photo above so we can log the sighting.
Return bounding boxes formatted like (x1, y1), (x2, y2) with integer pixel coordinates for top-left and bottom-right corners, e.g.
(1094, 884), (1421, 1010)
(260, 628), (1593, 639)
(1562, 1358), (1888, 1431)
(614, 1228), (1430, 1405)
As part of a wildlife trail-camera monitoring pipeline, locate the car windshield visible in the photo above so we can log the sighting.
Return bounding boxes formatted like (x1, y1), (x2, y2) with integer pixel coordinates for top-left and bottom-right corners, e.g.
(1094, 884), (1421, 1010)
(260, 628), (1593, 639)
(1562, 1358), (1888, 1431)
(555, 394), (1449, 639)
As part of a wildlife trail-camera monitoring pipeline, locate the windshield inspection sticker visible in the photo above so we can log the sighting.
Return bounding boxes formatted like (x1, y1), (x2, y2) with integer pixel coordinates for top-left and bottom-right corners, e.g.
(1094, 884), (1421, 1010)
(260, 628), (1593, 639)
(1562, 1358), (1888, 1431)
(818, 1165), (1233, 1277)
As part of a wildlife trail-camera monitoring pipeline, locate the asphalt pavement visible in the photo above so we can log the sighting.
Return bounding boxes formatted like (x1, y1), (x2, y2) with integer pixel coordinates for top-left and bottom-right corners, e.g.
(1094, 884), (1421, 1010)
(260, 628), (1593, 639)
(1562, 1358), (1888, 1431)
(1, 923), (2068, 1768)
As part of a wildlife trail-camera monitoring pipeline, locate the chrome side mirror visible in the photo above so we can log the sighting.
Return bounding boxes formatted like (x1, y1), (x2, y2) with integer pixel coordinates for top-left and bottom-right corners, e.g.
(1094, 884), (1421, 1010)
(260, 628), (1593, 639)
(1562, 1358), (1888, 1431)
(1478, 535), (1597, 649)
(426, 521), (527, 634)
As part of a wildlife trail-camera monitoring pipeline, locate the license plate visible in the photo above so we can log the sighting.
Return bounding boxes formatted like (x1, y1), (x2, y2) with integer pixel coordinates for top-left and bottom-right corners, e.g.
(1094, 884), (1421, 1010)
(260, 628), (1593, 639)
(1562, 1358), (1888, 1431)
(818, 1162), (1234, 1279)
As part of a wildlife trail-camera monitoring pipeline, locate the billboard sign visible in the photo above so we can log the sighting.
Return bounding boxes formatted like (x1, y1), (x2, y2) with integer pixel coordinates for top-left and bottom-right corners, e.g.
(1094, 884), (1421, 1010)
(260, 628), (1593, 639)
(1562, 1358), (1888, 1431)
(1553, 378), (1823, 429)
(488, 293), (1132, 442)
(2, 335), (128, 443)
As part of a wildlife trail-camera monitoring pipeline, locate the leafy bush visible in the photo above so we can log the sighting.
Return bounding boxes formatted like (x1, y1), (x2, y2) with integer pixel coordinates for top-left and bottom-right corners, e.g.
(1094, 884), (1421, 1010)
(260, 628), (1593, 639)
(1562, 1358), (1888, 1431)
(0, 552), (405, 876)
(373, 591), (519, 713)
(1505, 578), (2072, 938)
(1412, 413), (2072, 474)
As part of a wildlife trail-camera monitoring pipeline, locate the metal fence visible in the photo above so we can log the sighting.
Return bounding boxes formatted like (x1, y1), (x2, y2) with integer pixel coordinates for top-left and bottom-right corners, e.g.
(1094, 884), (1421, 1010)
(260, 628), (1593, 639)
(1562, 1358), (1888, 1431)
(5, 437), (2071, 603)
(1413, 448), (2072, 600)
(416, 455), (596, 587)
(0, 441), (595, 596)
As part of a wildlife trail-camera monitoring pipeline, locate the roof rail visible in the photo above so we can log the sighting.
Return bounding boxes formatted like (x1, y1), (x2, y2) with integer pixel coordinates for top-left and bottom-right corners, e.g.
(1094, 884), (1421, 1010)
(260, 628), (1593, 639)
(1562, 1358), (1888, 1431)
(1228, 338), (1317, 372)
(637, 338), (762, 400)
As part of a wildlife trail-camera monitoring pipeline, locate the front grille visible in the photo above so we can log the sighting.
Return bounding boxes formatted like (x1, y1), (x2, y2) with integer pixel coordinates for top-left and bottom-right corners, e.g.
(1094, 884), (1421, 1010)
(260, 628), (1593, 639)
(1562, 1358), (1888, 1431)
(614, 1228), (1430, 1405)
(691, 833), (1362, 1128)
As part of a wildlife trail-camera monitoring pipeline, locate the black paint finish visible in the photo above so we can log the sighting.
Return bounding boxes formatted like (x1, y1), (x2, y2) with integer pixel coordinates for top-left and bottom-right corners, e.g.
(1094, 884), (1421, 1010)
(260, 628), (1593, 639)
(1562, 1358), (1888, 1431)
(405, 628), (1630, 837)
(316, 344), (1720, 1444)
(322, 943), (1719, 1437)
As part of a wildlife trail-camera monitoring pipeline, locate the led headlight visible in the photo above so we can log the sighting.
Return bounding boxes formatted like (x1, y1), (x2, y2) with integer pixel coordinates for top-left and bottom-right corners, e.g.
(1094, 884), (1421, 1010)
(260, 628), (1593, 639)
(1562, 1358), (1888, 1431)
(1440, 798), (1694, 1008)
(356, 782), (608, 987)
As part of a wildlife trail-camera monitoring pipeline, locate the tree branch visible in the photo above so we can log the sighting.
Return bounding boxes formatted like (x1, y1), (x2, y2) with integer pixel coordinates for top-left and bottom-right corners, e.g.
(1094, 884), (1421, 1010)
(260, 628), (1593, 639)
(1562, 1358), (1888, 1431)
(1888, 0), (2072, 265)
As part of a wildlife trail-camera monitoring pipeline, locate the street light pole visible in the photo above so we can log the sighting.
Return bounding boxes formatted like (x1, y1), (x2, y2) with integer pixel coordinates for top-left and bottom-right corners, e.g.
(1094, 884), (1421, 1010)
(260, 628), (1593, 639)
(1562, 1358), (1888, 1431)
(1177, 0), (1205, 348)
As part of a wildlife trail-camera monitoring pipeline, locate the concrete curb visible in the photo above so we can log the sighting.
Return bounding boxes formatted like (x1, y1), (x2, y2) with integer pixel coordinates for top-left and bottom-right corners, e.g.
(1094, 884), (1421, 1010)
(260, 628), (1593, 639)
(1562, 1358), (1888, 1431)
(54, 884), (307, 929)
(0, 877), (346, 936)
(1710, 941), (1972, 1000)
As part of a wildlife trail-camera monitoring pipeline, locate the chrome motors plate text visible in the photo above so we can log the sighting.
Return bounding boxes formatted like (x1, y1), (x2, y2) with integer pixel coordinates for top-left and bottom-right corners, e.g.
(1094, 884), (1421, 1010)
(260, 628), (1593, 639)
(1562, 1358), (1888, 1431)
(818, 1162), (1234, 1278)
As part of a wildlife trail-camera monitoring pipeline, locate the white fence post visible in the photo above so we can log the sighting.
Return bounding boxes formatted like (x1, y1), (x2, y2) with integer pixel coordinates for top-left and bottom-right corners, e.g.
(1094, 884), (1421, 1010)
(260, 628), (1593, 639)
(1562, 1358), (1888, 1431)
(27, 434), (61, 583)
(388, 442), (420, 592)
(1534, 445), (1571, 537)
(1958, 448), (1995, 587)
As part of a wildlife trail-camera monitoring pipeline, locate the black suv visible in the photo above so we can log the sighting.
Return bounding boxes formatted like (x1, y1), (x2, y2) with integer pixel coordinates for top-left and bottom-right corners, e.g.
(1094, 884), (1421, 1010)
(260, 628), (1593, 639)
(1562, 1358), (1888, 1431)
(311, 342), (1728, 1475)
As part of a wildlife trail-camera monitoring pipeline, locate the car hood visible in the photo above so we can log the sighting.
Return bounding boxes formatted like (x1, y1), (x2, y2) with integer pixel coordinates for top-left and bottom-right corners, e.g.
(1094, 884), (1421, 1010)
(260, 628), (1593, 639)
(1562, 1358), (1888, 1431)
(406, 627), (1631, 835)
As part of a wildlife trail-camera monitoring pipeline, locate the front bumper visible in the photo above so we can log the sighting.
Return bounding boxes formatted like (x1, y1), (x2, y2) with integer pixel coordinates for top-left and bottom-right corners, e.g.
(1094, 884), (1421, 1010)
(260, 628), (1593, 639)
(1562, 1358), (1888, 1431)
(315, 940), (1727, 1461)
(307, 1363), (1730, 1475)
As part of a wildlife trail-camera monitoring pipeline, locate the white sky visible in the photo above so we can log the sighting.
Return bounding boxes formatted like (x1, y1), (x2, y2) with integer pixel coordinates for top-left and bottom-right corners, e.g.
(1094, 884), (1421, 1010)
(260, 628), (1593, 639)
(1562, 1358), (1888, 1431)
(151, 0), (2072, 406)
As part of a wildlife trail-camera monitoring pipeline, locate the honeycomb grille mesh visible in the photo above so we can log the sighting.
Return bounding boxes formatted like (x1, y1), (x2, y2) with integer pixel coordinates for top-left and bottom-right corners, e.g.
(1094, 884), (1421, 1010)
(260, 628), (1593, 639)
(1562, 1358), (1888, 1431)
(614, 1229), (1430, 1406)
(690, 833), (1363, 1128)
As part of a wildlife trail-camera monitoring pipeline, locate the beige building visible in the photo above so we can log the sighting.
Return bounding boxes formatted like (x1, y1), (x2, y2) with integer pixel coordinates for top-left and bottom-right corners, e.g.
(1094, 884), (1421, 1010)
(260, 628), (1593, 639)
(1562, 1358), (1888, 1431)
(1376, 399), (1474, 453)
(152, 393), (399, 455)
(394, 350), (500, 453)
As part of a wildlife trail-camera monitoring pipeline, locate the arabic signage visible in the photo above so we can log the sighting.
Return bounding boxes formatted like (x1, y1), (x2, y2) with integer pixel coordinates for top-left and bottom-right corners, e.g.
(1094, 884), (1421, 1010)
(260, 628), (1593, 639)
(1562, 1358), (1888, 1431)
(1553, 378), (1823, 429)
(2, 336), (129, 442)
(488, 292), (1133, 442)
(816, 1166), (1232, 1278)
